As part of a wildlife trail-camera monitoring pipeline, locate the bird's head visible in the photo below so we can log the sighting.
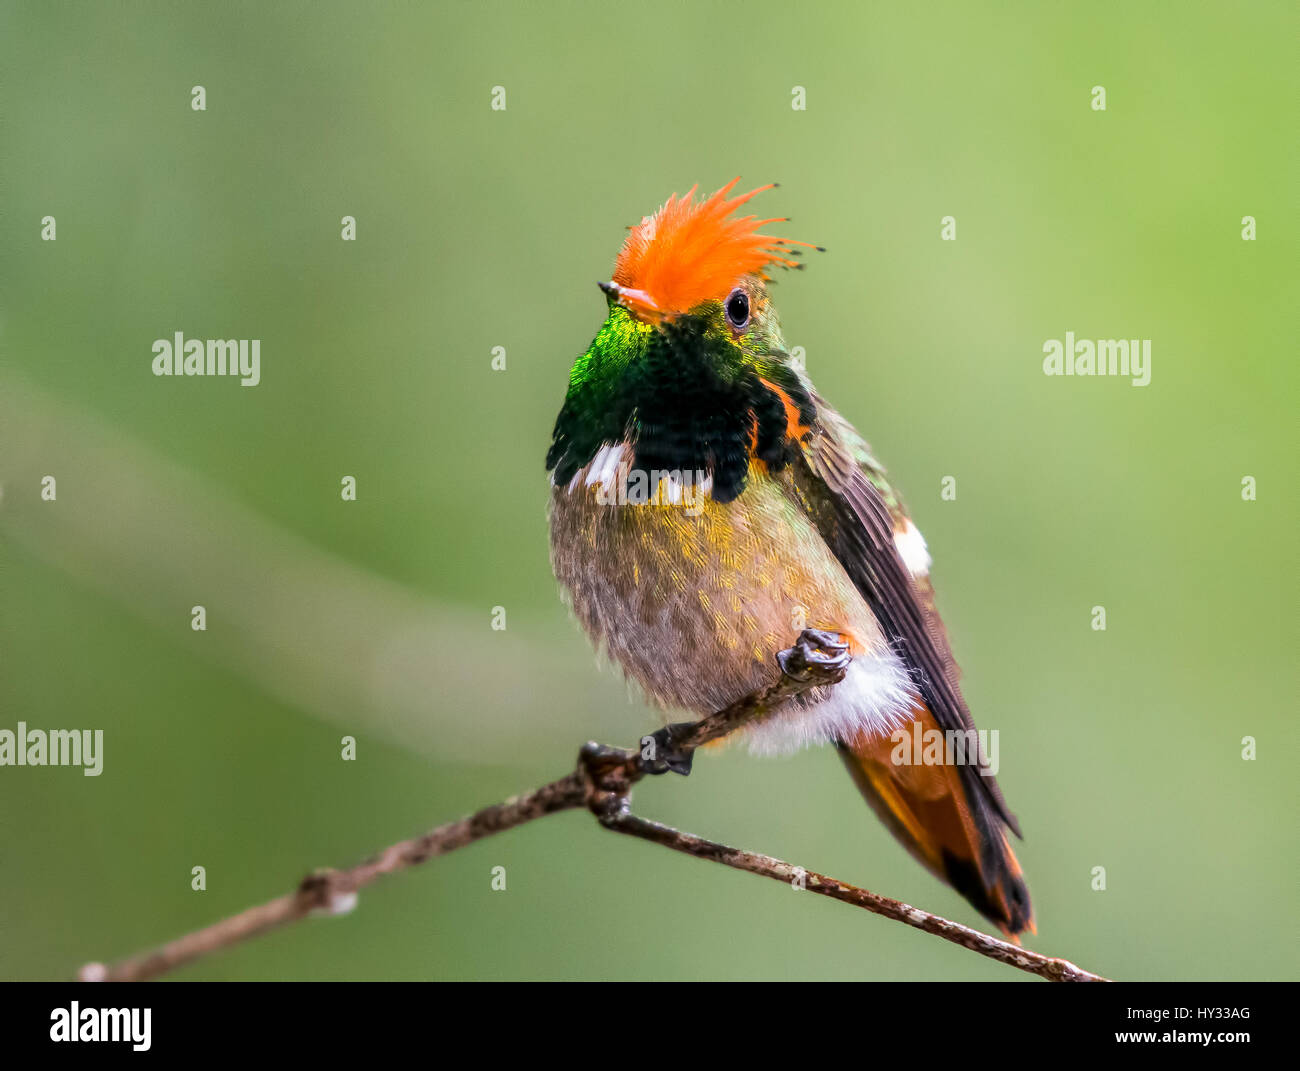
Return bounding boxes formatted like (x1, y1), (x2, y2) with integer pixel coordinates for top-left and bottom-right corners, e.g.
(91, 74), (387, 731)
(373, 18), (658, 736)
(596, 178), (817, 354)
(548, 180), (822, 503)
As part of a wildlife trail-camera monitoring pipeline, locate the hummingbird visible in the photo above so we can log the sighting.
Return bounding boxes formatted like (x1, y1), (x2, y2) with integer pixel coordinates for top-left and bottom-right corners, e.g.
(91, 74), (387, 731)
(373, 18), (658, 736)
(546, 180), (1033, 937)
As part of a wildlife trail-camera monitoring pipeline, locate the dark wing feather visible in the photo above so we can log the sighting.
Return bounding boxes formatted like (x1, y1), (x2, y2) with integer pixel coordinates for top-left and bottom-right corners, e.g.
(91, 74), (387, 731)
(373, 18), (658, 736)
(792, 393), (1022, 838)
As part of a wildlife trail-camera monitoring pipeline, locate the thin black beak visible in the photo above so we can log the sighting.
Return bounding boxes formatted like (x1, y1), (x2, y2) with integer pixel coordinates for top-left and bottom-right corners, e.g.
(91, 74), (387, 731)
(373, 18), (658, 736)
(596, 280), (659, 318)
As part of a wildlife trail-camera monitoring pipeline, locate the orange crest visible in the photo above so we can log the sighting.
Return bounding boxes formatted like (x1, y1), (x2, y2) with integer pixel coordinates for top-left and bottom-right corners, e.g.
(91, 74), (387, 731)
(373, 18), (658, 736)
(610, 179), (815, 318)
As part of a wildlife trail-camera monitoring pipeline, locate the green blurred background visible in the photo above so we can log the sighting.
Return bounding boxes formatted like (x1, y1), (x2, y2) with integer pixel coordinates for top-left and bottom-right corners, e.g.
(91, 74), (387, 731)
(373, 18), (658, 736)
(1, 1), (1295, 980)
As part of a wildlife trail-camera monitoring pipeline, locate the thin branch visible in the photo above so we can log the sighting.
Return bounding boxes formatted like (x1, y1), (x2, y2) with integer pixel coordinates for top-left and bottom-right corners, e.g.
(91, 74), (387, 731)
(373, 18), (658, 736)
(598, 810), (1104, 982)
(77, 772), (588, 983)
(78, 632), (1108, 983)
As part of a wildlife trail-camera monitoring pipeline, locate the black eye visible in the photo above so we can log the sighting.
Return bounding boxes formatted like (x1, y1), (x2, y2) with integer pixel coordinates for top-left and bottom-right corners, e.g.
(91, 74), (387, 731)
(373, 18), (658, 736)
(725, 288), (750, 329)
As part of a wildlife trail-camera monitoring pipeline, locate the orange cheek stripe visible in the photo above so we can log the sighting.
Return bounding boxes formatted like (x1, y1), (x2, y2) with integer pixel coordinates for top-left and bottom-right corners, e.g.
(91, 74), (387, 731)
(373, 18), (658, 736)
(758, 378), (813, 442)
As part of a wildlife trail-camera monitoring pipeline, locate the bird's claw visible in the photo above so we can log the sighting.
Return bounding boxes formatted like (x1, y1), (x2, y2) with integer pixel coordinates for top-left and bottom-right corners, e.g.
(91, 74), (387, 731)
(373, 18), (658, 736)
(638, 722), (696, 777)
(777, 628), (852, 684)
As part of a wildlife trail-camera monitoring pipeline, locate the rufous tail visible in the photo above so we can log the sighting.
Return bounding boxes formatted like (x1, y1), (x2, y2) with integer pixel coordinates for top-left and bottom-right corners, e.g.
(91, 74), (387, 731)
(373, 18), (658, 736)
(837, 703), (1034, 937)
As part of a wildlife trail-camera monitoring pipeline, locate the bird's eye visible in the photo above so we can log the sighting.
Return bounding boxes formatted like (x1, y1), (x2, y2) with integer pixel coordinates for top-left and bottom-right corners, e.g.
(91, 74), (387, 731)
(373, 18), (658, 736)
(725, 288), (750, 329)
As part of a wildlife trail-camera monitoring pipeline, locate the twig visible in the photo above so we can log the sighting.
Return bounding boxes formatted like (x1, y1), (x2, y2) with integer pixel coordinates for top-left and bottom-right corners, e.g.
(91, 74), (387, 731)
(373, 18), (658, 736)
(78, 631), (1108, 983)
(597, 811), (1103, 982)
(77, 772), (588, 983)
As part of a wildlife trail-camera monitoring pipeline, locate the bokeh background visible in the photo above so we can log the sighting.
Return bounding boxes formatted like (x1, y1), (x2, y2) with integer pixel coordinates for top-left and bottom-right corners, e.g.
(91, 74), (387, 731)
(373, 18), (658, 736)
(2, 1), (1295, 981)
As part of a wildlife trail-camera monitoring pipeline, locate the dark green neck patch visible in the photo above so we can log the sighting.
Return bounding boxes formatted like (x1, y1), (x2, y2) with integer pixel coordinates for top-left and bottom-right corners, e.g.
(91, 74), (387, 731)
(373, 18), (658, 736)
(547, 310), (815, 503)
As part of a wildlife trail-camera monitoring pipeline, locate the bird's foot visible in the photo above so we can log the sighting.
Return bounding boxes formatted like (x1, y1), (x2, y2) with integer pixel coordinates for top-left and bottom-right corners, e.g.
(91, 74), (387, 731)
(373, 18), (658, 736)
(637, 722), (696, 777)
(777, 628), (852, 684)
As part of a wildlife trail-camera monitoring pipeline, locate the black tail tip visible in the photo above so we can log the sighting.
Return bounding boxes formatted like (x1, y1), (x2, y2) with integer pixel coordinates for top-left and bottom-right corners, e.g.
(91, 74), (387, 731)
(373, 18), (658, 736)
(942, 850), (1034, 936)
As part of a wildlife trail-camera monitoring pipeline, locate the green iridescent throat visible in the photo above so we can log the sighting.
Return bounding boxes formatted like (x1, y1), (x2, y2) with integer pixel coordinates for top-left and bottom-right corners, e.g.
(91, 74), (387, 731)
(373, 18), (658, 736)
(546, 302), (814, 503)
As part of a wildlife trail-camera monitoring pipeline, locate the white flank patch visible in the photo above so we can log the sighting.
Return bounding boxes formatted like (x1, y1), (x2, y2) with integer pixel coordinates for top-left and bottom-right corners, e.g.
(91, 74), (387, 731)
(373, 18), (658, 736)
(744, 653), (915, 756)
(894, 519), (931, 579)
(660, 471), (683, 504)
(584, 442), (627, 491)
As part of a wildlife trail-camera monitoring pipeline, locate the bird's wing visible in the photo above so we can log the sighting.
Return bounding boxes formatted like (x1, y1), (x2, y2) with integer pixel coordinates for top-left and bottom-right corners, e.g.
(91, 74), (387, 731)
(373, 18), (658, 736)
(787, 389), (1019, 829)
(769, 384), (1032, 934)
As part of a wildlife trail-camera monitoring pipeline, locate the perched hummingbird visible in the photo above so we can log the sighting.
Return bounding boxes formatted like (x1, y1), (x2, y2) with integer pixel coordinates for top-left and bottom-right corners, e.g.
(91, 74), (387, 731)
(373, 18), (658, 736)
(547, 180), (1033, 936)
